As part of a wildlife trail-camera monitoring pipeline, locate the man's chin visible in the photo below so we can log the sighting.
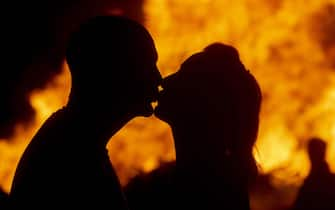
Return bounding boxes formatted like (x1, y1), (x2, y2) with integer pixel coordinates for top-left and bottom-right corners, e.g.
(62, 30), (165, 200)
(141, 110), (154, 117)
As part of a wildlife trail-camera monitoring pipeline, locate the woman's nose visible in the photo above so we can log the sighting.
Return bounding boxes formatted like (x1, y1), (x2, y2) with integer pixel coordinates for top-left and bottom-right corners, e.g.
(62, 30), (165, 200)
(161, 73), (177, 89)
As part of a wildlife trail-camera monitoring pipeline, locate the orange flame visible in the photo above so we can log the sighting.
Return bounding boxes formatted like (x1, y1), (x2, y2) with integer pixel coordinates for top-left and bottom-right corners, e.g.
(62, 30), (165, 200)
(0, 63), (71, 192)
(143, 0), (335, 187)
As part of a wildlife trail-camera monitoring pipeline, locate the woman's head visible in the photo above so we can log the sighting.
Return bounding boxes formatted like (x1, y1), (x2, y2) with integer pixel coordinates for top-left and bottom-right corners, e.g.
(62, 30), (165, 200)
(156, 43), (261, 131)
(155, 43), (262, 179)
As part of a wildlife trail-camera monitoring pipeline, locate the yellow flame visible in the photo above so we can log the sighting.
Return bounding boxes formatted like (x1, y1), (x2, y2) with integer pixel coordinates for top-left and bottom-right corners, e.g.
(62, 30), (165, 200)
(143, 0), (335, 185)
(30, 66), (71, 123)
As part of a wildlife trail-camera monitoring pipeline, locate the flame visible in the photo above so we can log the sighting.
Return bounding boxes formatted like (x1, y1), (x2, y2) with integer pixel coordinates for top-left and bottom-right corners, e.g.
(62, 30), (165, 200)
(143, 0), (335, 185)
(1, 0), (335, 201)
(0, 63), (71, 192)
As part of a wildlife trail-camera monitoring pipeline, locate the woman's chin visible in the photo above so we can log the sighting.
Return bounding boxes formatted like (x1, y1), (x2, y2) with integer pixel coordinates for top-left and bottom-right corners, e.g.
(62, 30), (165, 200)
(153, 105), (170, 123)
(141, 103), (155, 117)
(153, 105), (161, 118)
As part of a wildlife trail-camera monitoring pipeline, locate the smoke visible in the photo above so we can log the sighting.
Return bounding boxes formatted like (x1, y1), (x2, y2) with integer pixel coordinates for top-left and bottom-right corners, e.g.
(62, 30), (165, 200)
(0, 0), (145, 138)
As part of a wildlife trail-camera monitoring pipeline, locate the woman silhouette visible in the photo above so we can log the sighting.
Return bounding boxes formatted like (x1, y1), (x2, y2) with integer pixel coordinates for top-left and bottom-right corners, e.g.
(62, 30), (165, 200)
(154, 43), (262, 209)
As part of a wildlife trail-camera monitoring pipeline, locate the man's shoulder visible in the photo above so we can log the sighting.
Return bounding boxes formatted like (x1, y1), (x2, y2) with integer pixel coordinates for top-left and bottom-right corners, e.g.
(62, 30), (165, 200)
(19, 108), (70, 161)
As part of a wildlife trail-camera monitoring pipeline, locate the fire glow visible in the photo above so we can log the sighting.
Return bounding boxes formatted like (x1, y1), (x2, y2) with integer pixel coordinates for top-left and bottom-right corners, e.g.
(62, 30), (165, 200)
(1, 0), (335, 201)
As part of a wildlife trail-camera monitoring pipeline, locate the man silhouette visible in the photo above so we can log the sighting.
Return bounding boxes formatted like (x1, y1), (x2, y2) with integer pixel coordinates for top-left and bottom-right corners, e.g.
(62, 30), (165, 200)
(293, 137), (335, 210)
(9, 16), (162, 209)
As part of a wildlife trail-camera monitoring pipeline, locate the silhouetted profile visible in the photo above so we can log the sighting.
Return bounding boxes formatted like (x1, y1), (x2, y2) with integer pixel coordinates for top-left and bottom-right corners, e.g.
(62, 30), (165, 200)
(292, 137), (335, 210)
(153, 43), (262, 210)
(9, 15), (161, 209)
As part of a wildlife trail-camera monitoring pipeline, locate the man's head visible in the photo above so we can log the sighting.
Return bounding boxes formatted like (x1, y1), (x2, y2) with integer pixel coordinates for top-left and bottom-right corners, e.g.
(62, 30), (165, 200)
(308, 137), (327, 165)
(66, 16), (162, 119)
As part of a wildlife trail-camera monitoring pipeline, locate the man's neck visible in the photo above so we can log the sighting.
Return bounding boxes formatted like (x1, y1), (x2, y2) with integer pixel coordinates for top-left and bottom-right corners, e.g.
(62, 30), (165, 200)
(63, 105), (134, 148)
